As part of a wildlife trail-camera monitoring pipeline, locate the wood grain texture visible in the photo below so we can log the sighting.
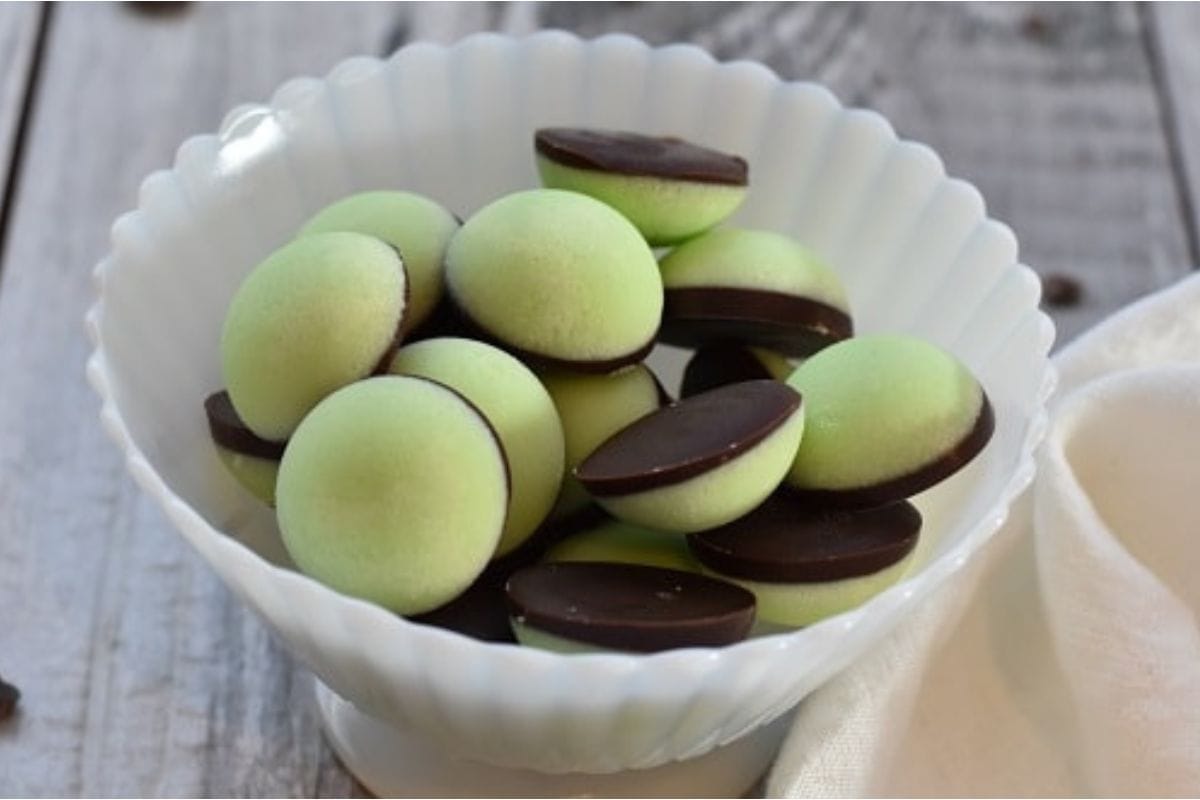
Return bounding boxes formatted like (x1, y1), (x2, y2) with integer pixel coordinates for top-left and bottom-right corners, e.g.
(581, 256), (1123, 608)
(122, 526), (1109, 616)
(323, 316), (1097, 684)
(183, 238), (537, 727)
(0, 2), (1196, 797)
(0, 2), (41, 225)
(544, 2), (1193, 345)
(1146, 2), (1200, 263)
(0, 3), (481, 796)
(0, 2), (549, 794)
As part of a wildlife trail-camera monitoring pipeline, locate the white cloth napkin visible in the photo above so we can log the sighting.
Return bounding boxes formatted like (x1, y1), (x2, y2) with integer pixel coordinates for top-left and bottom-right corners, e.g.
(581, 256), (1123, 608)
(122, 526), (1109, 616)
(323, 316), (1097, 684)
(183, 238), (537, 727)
(768, 273), (1200, 797)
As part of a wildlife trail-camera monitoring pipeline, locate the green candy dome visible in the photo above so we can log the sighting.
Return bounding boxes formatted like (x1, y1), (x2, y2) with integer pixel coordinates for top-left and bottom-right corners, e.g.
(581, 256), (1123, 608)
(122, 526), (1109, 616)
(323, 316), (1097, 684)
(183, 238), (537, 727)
(659, 228), (852, 357)
(301, 191), (458, 333)
(220, 232), (406, 441)
(534, 128), (748, 246)
(660, 228), (848, 307)
(785, 334), (993, 507)
(445, 189), (663, 372)
(539, 365), (664, 519)
(537, 159), (746, 247)
(276, 376), (509, 615)
(389, 337), (565, 557)
(576, 381), (805, 534)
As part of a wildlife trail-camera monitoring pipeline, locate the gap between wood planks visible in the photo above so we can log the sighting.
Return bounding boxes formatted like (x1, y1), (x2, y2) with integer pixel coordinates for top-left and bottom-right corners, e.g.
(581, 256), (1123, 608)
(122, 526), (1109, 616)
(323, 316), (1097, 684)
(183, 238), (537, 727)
(1141, 3), (1200, 271)
(0, 2), (52, 284)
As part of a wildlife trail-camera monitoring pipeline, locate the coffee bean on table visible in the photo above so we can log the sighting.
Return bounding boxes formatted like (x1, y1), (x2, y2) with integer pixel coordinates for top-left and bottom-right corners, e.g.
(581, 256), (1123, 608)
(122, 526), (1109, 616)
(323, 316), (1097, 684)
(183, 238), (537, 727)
(1041, 272), (1083, 308)
(0, 674), (20, 721)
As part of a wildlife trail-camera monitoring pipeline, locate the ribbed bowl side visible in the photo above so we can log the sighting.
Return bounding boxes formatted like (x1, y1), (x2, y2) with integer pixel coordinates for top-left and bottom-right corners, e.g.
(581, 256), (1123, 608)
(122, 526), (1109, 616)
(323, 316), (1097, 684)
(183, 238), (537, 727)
(87, 31), (1055, 774)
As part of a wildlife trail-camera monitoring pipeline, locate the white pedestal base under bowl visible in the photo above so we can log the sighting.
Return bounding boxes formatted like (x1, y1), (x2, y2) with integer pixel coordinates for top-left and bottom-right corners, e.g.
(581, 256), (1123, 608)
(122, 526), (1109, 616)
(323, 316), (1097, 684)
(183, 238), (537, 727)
(315, 679), (791, 798)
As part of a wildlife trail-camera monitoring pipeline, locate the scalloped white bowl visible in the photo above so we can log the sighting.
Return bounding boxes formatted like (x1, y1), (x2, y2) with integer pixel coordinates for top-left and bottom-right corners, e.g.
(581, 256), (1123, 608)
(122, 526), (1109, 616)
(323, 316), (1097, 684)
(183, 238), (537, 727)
(86, 31), (1054, 784)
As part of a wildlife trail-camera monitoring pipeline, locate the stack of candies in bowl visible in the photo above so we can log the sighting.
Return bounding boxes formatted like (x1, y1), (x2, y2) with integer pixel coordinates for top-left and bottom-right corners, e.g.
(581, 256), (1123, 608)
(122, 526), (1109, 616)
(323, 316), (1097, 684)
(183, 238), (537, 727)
(204, 128), (994, 653)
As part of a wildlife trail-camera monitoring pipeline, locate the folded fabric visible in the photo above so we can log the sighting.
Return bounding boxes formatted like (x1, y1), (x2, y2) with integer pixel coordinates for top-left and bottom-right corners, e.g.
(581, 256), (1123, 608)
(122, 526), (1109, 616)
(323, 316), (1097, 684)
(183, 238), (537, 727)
(768, 273), (1200, 797)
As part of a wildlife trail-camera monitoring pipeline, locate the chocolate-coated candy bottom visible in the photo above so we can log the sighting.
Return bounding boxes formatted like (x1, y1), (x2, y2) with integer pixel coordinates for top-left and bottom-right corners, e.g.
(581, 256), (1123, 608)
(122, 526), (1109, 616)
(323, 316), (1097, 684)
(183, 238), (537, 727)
(506, 562), (755, 652)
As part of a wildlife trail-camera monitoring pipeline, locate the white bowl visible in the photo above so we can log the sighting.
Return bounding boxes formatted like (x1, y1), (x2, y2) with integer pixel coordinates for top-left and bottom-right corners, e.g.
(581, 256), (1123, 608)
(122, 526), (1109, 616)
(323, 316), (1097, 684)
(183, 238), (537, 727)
(86, 31), (1055, 791)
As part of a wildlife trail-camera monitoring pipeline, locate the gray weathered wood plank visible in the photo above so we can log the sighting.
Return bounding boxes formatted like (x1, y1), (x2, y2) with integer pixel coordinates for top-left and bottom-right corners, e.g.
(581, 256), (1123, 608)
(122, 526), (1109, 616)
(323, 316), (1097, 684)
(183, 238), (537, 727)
(0, 2), (546, 795)
(0, 3), (41, 217)
(1146, 1), (1200, 264)
(0, 3), (417, 796)
(545, 2), (1194, 345)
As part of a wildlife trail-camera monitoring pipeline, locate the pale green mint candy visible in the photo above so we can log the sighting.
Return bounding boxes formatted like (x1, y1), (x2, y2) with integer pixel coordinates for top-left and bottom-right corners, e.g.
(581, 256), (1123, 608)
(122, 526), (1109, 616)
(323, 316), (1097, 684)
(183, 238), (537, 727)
(592, 407), (805, 533)
(576, 381), (805, 534)
(713, 553), (917, 629)
(221, 231), (406, 441)
(539, 364), (664, 519)
(537, 157), (746, 246)
(389, 337), (565, 557)
(301, 191), (458, 332)
(786, 334), (991, 505)
(659, 227), (849, 313)
(276, 376), (508, 615)
(446, 189), (662, 371)
(534, 128), (748, 246)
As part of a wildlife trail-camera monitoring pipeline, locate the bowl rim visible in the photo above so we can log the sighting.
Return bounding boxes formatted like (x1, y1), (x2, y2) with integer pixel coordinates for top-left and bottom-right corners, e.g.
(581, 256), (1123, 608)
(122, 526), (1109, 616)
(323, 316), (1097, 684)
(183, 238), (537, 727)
(84, 30), (1058, 674)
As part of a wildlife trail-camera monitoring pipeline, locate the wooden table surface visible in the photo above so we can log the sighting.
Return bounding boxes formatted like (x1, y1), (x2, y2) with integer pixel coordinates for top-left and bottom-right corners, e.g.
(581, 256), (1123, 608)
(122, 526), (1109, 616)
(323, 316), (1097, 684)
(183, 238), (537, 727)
(0, 2), (1198, 795)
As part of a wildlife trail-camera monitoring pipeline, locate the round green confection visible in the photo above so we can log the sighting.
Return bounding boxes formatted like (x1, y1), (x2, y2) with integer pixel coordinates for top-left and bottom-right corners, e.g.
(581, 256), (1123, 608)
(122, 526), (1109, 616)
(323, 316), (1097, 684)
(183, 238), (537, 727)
(576, 381), (806, 534)
(445, 189), (663, 371)
(536, 157), (746, 247)
(205, 390), (283, 506)
(687, 496), (922, 629)
(388, 337), (565, 557)
(276, 376), (508, 615)
(221, 232), (406, 441)
(591, 407), (805, 533)
(301, 191), (458, 333)
(785, 334), (992, 505)
(544, 518), (697, 573)
(714, 553), (917, 629)
(539, 365), (665, 518)
(660, 228), (849, 311)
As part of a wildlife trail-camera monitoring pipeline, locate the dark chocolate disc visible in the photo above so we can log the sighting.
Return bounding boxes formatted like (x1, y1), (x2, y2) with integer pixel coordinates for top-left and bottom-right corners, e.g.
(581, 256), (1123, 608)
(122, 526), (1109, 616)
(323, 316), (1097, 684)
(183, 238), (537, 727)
(506, 562), (755, 652)
(535, 128), (748, 186)
(661, 287), (853, 358)
(789, 396), (995, 510)
(681, 344), (777, 398)
(687, 495), (922, 583)
(204, 391), (286, 459)
(575, 380), (802, 497)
